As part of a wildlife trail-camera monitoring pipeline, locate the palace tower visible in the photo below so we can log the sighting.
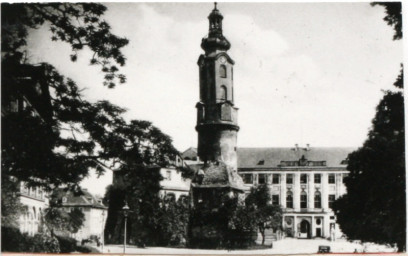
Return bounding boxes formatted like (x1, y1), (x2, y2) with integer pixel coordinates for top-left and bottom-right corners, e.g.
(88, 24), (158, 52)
(196, 3), (239, 170)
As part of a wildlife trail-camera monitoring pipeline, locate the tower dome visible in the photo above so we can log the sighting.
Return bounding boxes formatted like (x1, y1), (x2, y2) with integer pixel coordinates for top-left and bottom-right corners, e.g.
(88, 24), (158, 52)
(201, 3), (231, 53)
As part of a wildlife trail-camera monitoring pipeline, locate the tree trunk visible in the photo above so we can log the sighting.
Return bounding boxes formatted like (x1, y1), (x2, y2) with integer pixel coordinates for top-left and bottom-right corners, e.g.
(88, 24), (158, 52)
(259, 224), (265, 245)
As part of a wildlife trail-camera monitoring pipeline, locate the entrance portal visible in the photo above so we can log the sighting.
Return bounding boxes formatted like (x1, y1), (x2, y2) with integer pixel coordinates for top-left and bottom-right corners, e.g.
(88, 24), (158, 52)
(300, 220), (311, 238)
(316, 228), (322, 237)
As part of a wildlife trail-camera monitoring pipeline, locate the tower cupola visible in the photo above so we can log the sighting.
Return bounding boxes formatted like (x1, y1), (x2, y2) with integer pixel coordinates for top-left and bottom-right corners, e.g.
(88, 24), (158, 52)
(201, 3), (231, 54)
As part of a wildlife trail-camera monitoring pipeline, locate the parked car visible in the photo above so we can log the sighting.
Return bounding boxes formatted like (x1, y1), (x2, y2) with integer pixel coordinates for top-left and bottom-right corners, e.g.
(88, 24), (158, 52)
(318, 245), (331, 253)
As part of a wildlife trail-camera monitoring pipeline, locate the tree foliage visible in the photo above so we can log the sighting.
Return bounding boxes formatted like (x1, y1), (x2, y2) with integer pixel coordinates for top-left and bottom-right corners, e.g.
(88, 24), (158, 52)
(333, 4), (404, 250)
(1, 175), (26, 228)
(43, 190), (86, 236)
(244, 185), (282, 245)
(103, 166), (186, 246)
(371, 2), (402, 40)
(2, 3), (180, 193)
(2, 3), (128, 88)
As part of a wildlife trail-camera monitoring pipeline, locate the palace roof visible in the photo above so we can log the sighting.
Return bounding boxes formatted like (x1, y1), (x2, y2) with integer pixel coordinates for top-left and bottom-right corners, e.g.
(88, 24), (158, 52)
(237, 147), (355, 169)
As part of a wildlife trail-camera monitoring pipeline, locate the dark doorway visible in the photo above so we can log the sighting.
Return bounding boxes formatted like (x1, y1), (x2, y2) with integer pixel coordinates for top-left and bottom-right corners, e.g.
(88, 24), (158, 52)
(316, 228), (322, 237)
(300, 220), (311, 238)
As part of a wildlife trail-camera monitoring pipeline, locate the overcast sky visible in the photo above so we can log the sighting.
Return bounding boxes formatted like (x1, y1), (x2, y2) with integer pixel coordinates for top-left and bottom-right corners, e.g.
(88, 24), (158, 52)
(26, 2), (402, 196)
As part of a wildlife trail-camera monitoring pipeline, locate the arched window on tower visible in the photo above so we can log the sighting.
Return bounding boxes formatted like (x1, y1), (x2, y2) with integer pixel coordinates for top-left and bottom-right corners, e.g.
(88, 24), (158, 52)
(220, 85), (227, 101)
(220, 65), (227, 78)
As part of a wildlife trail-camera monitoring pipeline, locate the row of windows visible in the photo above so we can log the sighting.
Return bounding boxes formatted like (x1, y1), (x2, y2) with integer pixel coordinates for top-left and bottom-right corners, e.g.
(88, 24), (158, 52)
(271, 193), (336, 209)
(242, 173), (347, 185)
(20, 183), (46, 200)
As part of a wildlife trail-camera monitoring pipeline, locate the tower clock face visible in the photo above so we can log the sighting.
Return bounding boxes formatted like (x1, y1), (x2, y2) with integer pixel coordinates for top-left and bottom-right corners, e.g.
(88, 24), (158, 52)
(219, 56), (227, 64)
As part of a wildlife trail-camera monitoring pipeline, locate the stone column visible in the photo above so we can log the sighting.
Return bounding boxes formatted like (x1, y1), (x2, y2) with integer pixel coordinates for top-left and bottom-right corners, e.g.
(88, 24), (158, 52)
(281, 173), (286, 208)
(311, 215), (315, 237)
(321, 173), (329, 210)
(335, 173), (341, 198)
(308, 173), (314, 211)
(293, 216), (298, 237)
(293, 173), (301, 211)
(323, 214), (331, 238)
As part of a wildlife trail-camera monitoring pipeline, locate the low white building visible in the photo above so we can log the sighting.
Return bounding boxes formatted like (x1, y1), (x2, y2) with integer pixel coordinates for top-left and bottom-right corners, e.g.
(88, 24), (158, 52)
(159, 167), (191, 200)
(60, 189), (108, 241)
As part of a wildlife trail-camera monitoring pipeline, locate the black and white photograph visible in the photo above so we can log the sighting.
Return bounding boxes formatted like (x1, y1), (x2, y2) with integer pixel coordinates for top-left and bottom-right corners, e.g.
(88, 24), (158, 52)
(1, 1), (405, 254)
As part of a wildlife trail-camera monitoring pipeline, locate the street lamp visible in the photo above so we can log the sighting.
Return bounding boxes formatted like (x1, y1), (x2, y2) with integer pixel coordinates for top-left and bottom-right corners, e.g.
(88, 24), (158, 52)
(101, 210), (105, 253)
(122, 202), (130, 254)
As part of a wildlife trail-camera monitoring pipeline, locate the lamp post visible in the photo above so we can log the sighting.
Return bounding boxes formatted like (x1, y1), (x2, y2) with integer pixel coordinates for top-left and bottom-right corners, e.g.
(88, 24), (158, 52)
(101, 210), (105, 253)
(122, 202), (130, 254)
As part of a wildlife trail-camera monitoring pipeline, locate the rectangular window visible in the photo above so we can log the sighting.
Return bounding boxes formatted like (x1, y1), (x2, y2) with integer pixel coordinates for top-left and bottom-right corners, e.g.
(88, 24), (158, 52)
(329, 195), (335, 208)
(300, 193), (308, 209)
(166, 170), (172, 181)
(286, 193), (293, 208)
(272, 174), (280, 184)
(328, 174), (335, 184)
(258, 174), (266, 184)
(300, 174), (308, 184)
(314, 174), (321, 184)
(272, 195), (280, 206)
(286, 174), (293, 184)
(314, 193), (322, 209)
(242, 174), (253, 184)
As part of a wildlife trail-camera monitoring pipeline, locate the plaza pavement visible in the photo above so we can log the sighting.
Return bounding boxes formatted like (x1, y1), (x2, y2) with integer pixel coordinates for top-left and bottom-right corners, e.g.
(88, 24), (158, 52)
(102, 238), (397, 254)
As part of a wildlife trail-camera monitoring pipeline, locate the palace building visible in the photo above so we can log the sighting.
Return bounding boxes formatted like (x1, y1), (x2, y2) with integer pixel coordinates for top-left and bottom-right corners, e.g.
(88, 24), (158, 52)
(237, 145), (353, 239)
(183, 145), (353, 239)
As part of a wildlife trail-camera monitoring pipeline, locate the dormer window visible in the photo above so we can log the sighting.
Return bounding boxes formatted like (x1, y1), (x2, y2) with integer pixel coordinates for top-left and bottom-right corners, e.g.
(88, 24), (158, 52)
(257, 160), (264, 165)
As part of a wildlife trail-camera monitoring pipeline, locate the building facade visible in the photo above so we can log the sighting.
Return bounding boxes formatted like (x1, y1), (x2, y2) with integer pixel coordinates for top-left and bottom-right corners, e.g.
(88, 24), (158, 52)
(18, 183), (49, 236)
(159, 166), (191, 200)
(182, 145), (353, 239)
(237, 146), (353, 239)
(59, 189), (108, 241)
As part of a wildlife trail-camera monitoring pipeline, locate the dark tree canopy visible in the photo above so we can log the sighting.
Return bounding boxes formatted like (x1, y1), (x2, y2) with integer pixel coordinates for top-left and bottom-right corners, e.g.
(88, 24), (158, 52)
(333, 88), (405, 251)
(2, 3), (179, 191)
(371, 2), (402, 40)
(333, 2), (404, 251)
(2, 3), (128, 88)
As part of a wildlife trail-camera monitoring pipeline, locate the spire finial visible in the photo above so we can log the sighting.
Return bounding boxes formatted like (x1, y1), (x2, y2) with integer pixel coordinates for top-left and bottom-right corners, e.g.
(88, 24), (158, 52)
(214, 2), (218, 10)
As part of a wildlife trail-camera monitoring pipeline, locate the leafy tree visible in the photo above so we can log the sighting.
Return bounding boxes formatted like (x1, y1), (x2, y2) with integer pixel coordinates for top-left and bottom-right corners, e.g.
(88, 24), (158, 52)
(1, 3), (129, 190)
(333, 3), (404, 251)
(2, 3), (179, 193)
(1, 175), (26, 228)
(245, 185), (282, 245)
(371, 2), (402, 40)
(156, 196), (190, 246)
(43, 190), (85, 236)
(2, 3), (128, 88)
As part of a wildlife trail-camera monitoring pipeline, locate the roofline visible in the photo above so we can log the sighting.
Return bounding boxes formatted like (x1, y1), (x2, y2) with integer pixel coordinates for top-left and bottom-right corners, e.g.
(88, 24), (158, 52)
(61, 204), (108, 209)
(238, 167), (348, 171)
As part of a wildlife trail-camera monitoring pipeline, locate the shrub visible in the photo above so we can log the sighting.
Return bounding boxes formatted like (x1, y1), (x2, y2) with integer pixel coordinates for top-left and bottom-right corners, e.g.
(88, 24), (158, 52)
(29, 233), (60, 253)
(1, 226), (30, 252)
(56, 235), (77, 253)
(76, 245), (100, 253)
(1, 226), (60, 253)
